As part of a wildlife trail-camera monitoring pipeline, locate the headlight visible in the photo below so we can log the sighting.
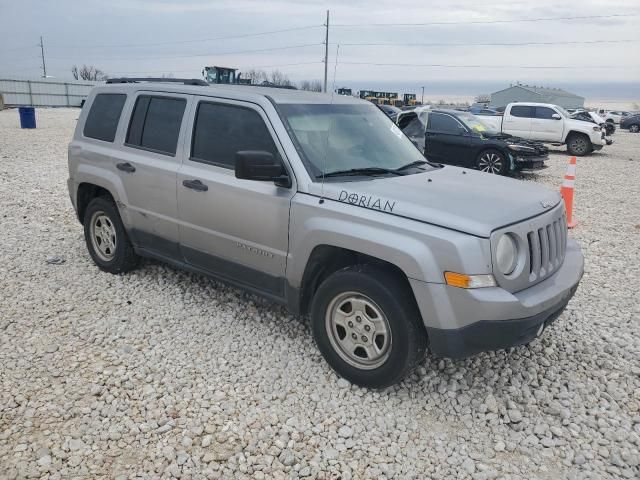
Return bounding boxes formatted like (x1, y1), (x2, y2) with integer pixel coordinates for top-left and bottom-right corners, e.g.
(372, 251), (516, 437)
(507, 144), (535, 153)
(496, 234), (518, 275)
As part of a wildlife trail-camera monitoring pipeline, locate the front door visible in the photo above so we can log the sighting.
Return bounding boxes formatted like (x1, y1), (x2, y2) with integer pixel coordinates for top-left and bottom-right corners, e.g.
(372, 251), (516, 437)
(176, 97), (295, 298)
(530, 106), (564, 142)
(425, 112), (472, 165)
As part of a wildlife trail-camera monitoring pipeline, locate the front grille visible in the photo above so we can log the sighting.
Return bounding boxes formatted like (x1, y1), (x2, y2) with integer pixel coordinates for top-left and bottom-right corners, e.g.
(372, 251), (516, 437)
(526, 212), (567, 282)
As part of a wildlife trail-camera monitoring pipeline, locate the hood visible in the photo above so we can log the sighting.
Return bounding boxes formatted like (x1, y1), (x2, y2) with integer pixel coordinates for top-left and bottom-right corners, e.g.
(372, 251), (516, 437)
(309, 167), (561, 237)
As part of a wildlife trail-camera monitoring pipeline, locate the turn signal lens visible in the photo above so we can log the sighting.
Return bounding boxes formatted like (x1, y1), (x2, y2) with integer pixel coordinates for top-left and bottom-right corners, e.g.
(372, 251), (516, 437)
(444, 272), (496, 289)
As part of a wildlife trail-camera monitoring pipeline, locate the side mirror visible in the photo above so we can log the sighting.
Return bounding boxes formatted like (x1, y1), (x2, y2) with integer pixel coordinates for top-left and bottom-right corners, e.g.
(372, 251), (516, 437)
(235, 151), (290, 187)
(551, 113), (561, 120)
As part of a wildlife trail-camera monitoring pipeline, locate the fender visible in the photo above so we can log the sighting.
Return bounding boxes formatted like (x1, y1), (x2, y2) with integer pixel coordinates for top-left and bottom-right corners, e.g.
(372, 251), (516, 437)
(73, 162), (131, 226)
(287, 195), (493, 287)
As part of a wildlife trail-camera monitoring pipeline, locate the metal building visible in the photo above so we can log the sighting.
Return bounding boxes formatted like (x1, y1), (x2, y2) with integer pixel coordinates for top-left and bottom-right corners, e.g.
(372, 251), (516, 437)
(489, 84), (585, 109)
(0, 77), (96, 108)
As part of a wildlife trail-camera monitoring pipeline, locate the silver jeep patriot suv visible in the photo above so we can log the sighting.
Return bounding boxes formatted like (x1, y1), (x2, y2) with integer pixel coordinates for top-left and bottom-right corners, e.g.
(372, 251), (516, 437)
(68, 78), (584, 388)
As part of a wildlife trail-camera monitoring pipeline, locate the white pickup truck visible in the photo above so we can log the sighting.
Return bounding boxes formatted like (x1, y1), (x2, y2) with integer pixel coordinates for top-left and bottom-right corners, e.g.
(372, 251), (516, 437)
(481, 103), (606, 156)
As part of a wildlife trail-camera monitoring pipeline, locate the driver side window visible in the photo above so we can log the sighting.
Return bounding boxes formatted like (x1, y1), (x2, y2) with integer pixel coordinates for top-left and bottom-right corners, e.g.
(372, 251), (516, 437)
(428, 113), (463, 134)
(191, 102), (278, 168)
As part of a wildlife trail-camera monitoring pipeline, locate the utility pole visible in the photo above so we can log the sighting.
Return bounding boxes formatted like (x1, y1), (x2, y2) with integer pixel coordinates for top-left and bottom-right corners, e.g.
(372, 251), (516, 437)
(421, 86), (425, 104)
(39, 36), (47, 78)
(323, 10), (329, 93)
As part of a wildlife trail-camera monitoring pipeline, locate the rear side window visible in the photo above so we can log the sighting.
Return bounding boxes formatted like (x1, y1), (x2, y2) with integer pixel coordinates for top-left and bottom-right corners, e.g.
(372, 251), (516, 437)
(191, 102), (277, 168)
(535, 107), (557, 119)
(428, 113), (462, 134)
(510, 106), (533, 118)
(126, 96), (186, 155)
(83, 94), (126, 142)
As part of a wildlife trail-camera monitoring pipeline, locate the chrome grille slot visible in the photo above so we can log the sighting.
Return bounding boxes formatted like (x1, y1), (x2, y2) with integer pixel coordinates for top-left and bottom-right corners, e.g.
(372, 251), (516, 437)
(526, 211), (567, 283)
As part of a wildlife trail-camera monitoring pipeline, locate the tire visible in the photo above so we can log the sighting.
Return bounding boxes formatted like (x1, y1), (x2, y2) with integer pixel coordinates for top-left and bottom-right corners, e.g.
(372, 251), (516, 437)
(566, 133), (593, 156)
(83, 196), (139, 273)
(476, 149), (509, 175)
(629, 124), (640, 133)
(310, 265), (427, 388)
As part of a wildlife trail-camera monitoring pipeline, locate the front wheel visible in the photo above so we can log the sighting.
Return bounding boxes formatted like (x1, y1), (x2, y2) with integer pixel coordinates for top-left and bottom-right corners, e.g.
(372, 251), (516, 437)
(476, 149), (509, 175)
(629, 124), (640, 133)
(310, 265), (427, 388)
(566, 133), (593, 156)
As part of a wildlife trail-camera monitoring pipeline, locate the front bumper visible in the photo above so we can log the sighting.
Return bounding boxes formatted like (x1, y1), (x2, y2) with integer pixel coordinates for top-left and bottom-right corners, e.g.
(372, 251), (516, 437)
(513, 155), (547, 171)
(410, 238), (584, 358)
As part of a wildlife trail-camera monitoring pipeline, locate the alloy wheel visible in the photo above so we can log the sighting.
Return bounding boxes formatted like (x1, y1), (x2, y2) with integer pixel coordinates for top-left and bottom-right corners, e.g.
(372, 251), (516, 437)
(478, 152), (504, 174)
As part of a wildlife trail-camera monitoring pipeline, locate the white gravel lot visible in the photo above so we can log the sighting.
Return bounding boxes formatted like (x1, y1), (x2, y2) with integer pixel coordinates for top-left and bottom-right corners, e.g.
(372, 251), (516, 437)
(0, 107), (639, 480)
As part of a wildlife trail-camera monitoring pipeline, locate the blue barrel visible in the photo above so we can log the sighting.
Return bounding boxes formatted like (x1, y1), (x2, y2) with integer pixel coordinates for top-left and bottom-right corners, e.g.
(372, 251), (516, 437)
(18, 107), (36, 129)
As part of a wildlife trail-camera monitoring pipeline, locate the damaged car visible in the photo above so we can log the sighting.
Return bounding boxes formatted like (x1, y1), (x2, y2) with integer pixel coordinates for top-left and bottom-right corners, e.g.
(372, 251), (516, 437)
(397, 108), (548, 176)
(571, 110), (615, 140)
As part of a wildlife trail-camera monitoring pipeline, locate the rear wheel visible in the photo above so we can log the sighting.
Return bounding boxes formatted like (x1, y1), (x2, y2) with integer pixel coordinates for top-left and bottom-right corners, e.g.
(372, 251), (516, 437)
(83, 196), (139, 273)
(476, 149), (509, 175)
(310, 265), (427, 388)
(566, 133), (592, 156)
(629, 124), (640, 133)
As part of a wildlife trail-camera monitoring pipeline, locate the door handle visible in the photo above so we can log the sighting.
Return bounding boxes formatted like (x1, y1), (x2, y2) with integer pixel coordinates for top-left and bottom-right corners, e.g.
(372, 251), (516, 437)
(116, 162), (136, 173)
(182, 179), (208, 192)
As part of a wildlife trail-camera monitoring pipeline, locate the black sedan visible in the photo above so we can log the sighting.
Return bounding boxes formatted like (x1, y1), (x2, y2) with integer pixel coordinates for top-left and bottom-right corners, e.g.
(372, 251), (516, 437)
(397, 108), (548, 175)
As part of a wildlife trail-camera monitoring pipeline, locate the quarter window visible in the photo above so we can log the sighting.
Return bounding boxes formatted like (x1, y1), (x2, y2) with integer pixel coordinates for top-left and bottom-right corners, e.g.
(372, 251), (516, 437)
(428, 113), (463, 134)
(83, 94), (126, 142)
(534, 107), (558, 119)
(126, 96), (186, 155)
(191, 102), (278, 168)
(510, 106), (533, 118)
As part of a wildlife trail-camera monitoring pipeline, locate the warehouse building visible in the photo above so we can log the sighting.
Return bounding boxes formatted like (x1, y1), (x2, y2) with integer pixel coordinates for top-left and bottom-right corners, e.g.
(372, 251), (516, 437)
(489, 84), (585, 109)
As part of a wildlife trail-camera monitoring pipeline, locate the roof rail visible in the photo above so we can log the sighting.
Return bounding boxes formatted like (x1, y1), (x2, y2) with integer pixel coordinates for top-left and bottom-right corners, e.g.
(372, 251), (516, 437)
(106, 77), (209, 86)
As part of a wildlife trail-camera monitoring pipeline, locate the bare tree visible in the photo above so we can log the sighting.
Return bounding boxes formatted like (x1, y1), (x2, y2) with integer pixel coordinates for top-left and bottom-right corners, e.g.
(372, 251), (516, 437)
(71, 64), (108, 81)
(244, 69), (267, 85)
(474, 93), (491, 103)
(299, 79), (322, 92)
(268, 70), (292, 87)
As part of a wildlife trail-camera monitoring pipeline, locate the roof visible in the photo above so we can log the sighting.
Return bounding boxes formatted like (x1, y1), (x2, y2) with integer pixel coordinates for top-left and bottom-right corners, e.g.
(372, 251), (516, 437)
(491, 84), (584, 99)
(96, 81), (363, 105)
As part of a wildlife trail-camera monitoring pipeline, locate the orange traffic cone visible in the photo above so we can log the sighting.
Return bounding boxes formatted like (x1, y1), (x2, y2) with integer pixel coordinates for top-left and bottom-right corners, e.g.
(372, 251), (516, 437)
(560, 156), (577, 228)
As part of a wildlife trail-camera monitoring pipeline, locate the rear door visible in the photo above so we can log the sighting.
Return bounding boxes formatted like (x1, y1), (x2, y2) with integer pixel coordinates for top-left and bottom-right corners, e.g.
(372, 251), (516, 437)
(531, 106), (564, 141)
(115, 91), (191, 257)
(176, 97), (295, 299)
(502, 105), (533, 138)
(424, 112), (472, 165)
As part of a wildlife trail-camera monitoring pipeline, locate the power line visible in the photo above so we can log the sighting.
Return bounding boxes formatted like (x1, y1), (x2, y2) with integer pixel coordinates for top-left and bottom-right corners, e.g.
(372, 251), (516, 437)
(47, 25), (323, 49)
(338, 39), (640, 47)
(47, 43), (323, 62)
(339, 61), (635, 69)
(333, 13), (639, 27)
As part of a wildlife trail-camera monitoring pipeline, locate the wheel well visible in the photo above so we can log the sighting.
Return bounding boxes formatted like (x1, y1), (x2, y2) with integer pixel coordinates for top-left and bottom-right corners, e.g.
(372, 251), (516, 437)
(76, 183), (113, 223)
(298, 245), (414, 315)
(566, 130), (589, 140)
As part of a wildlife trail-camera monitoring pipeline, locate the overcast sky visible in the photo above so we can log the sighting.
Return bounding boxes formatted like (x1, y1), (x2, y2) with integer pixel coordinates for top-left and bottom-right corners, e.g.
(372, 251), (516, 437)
(1, 0), (638, 100)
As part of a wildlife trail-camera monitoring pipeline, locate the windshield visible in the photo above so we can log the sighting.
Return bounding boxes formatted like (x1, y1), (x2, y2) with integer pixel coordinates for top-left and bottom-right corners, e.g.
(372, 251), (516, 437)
(279, 103), (429, 179)
(455, 111), (499, 135)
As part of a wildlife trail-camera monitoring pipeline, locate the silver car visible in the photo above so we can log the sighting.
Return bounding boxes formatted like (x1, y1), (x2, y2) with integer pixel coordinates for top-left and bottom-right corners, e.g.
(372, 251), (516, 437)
(68, 78), (584, 388)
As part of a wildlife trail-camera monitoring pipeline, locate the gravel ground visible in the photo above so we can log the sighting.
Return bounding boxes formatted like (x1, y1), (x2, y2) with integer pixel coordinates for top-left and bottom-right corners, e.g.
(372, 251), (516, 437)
(0, 108), (639, 480)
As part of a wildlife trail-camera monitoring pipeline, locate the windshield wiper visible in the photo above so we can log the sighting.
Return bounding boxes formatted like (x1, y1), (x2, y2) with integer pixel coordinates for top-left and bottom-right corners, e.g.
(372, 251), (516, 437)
(394, 160), (429, 171)
(320, 167), (404, 178)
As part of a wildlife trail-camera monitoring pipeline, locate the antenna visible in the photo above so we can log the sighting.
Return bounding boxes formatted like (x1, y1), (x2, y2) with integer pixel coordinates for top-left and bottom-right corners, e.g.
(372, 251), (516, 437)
(319, 43), (340, 204)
